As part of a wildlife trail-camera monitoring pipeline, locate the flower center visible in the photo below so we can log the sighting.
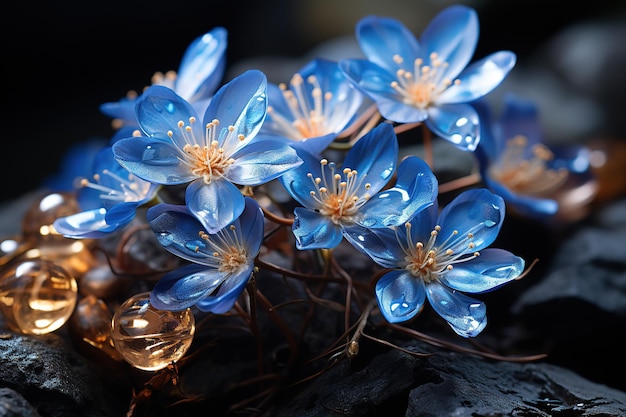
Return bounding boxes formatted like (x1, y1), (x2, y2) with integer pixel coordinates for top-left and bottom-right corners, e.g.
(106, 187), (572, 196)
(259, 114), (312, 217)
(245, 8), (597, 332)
(390, 52), (459, 109)
(169, 117), (243, 184)
(267, 73), (333, 140)
(79, 169), (152, 203)
(397, 223), (479, 283)
(489, 135), (569, 195)
(187, 224), (249, 273)
(307, 159), (371, 224)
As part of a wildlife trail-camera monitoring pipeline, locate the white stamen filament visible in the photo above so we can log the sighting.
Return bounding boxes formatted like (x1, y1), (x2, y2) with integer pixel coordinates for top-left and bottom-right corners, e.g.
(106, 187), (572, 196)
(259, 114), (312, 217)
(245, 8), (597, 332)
(307, 159), (371, 224)
(489, 135), (569, 195)
(389, 52), (458, 109)
(79, 169), (150, 203)
(186, 224), (248, 273)
(396, 223), (480, 283)
(267, 73), (333, 139)
(167, 117), (244, 184)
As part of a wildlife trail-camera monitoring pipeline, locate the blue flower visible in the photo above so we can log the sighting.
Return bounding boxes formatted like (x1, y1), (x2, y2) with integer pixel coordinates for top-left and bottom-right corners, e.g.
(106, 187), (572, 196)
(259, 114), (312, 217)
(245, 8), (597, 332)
(256, 58), (365, 155)
(349, 188), (524, 337)
(338, 5), (516, 151)
(100, 27), (228, 129)
(474, 94), (594, 220)
(52, 145), (159, 239)
(112, 69), (303, 233)
(279, 122), (438, 250)
(147, 197), (264, 313)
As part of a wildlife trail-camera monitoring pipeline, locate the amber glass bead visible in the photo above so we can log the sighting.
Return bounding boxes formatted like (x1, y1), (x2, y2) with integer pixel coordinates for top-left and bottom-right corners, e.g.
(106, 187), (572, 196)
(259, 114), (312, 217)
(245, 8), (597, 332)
(70, 295), (123, 361)
(111, 292), (195, 371)
(0, 259), (78, 335)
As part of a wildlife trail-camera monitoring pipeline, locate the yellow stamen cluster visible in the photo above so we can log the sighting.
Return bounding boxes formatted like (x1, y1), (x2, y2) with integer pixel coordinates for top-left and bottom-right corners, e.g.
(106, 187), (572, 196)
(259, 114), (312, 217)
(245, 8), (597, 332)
(390, 52), (459, 109)
(267, 73), (333, 139)
(307, 159), (371, 224)
(169, 117), (244, 184)
(398, 223), (479, 283)
(195, 225), (248, 273)
(489, 135), (569, 195)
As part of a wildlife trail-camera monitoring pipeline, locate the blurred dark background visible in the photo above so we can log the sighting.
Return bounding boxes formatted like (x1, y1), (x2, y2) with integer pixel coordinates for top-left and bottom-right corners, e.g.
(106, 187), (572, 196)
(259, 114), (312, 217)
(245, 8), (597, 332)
(2, 0), (625, 205)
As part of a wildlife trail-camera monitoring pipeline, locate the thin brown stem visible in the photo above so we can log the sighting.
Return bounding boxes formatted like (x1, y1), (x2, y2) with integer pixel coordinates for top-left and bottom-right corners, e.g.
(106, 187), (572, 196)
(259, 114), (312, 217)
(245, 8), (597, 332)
(438, 172), (482, 194)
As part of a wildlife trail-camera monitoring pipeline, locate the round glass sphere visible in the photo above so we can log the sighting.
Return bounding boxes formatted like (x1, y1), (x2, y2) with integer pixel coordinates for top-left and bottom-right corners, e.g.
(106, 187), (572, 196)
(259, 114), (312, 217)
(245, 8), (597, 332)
(111, 292), (195, 371)
(0, 259), (78, 335)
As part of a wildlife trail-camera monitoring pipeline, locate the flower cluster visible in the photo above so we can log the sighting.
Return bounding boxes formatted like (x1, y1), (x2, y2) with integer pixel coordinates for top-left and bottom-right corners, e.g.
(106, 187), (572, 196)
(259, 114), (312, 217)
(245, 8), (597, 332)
(2, 4), (598, 415)
(50, 2), (594, 337)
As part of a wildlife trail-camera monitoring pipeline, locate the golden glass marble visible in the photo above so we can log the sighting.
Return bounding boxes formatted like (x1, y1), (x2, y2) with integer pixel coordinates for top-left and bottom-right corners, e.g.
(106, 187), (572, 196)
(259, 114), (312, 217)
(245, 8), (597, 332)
(0, 259), (78, 335)
(70, 295), (123, 361)
(111, 292), (195, 371)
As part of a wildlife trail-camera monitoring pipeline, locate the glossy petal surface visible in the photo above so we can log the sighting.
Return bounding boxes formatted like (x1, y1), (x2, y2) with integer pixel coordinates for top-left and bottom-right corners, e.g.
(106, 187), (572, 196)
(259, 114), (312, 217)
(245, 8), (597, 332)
(176, 27), (227, 101)
(359, 155), (437, 227)
(375, 270), (425, 323)
(437, 188), (504, 251)
(227, 140), (302, 185)
(292, 208), (343, 250)
(112, 136), (194, 185)
(426, 284), (487, 337)
(186, 178), (245, 234)
(440, 248), (525, 293)
(437, 51), (517, 104)
(150, 264), (225, 310)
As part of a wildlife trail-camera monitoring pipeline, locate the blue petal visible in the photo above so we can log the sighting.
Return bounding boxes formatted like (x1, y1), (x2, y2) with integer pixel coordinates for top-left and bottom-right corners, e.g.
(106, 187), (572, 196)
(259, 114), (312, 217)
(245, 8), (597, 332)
(227, 140), (302, 185)
(150, 264), (224, 310)
(104, 202), (140, 226)
(339, 59), (429, 123)
(359, 156), (437, 227)
(440, 248), (525, 293)
(238, 197), (265, 255)
(355, 16), (420, 73)
(484, 178), (559, 218)
(292, 133), (337, 156)
(342, 224), (405, 268)
(437, 188), (505, 251)
(375, 270), (425, 324)
(112, 136), (195, 185)
(425, 283), (487, 337)
(342, 123), (397, 193)
(472, 98), (498, 163)
(136, 85), (198, 140)
(99, 96), (139, 127)
(292, 207), (343, 250)
(420, 5), (478, 80)
(195, 265), (253, 314)
(203, 69), (267, 144)
(407, 202), (440, 243)
(186, 178), (245, 233)
(426, 103), (480, 151)
(278, 147), (327, 208)
(53, 208), (115, 239)
(438, 51), (516, 104)
(176, 27), (227, 102)
(146, 203), (220, 264)
(500, 93), (543, 148)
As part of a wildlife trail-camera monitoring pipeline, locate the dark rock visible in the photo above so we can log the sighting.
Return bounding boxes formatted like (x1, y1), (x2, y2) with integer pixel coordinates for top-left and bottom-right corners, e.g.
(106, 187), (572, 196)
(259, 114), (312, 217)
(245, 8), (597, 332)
(0, 331), (126, 417)
(0, 388), (42, 417)
(261, 344), (626, 417)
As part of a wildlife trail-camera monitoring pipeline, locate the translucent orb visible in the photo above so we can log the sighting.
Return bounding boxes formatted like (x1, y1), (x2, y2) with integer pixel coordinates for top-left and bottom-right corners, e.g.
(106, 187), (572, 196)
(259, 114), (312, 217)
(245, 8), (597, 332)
(69, 295), (123, 361)
(111, 292), (195, 371)
(0, 259), (78, 335)
(22, 192), (81, 244)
